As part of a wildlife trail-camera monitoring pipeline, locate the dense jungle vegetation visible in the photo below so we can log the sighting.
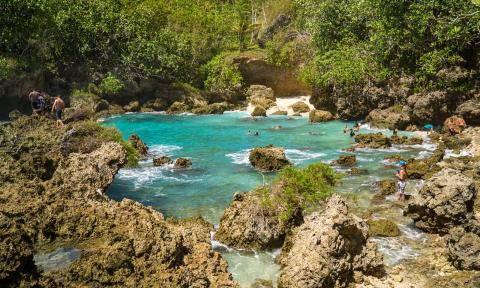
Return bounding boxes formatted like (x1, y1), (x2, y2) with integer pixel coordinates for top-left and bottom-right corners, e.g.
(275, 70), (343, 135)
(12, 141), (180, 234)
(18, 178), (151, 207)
(1, 0), (479, 95)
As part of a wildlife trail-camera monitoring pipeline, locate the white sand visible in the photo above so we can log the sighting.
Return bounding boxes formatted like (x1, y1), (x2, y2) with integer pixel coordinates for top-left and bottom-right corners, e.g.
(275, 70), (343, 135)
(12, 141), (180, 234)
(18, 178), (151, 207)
(246, 96), (314, 116)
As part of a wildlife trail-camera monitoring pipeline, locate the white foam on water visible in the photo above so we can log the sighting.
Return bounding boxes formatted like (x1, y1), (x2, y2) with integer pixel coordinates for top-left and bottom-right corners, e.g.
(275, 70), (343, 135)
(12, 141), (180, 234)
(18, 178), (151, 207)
(371, 237), (420, 266)
(285, 149), (326, 164)
(117, 167), (201, 189)
(398, 224), (426, 242)
(355, 147), (409, 153)
(417, 150), (432, 159)
(226, 149), (251, 165)
(149, 144), (182, 156)
(356, 156), (376, 162)
(444, 149), (472, 159)
(359, 123), (389, 132)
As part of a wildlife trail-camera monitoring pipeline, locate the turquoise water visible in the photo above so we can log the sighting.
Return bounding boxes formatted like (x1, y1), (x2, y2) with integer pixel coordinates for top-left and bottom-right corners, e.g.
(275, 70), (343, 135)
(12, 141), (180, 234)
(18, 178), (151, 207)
(103, 112), (434, 287)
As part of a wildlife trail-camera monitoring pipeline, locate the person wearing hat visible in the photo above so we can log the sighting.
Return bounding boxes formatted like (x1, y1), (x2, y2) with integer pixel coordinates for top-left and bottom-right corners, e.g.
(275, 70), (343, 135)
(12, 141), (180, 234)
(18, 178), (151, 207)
(396, 160), (408, 201)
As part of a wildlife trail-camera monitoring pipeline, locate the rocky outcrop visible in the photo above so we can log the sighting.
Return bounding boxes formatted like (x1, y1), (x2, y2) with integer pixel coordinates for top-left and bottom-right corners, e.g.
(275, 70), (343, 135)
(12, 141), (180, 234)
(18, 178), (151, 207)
(247, 85), (276, 110)
(191, 102), (233, 115)
(249, 146), (292, 172)
(309, 110), (334, 123)
(332, 155), (357, 166)
(167, 101), (190, 114)
(405, 168), (476, 233)
(278, 195), (384, 288)
(123, 100), (140, 112)
(366, 106), (410, 130)
(174, 158), (192, 169)
(372, 180), (397, 204)
(354, 133), (391, 149)
(251, 106), (267, 117)
(128, 134), (148, 156)
(446, 226), (480, 271)
(406, 91), (453, 125)
(153, 156), (172, 166)
(456, 99), (480, 126)
(272, 110), (288, 115)
(215, 192), (291, 250)
(390, 135), (423, 145)
(290, 101), (310, 113)
(406, 146), (445, 179)
(367, 219), (400, 237)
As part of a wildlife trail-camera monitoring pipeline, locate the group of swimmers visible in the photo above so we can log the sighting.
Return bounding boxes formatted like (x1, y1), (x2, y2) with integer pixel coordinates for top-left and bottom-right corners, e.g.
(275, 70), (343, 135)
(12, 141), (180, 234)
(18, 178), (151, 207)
(247, 130), (259, 136)
(343, 122), (361, 136)
(28, 90), (65, 128)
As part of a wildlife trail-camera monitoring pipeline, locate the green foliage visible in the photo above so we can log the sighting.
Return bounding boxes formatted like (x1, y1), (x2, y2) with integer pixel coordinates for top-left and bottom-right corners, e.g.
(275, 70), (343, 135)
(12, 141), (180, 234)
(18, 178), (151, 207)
(99, 74), (125, 96)
(202, 53), (244, 93)
(81, 121), (139, 167)
(259, 162), (340, 222)
(0, 57), (15, 81)
(265, 35), (314, 68)
(70, 89), (100, 110)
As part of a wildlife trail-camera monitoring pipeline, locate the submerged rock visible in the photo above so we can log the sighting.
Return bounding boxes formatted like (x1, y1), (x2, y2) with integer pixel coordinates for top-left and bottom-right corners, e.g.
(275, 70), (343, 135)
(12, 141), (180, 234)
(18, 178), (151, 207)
(354, 133), (391, 149)
(128, 134), (148, 156)
(278, 195), (384, 288)
(249, 146), (292, 172)
(251, 106), (267, 117)
(309, 109), (334, 123)
(290, 101), (310, 113)
(153, 156), (172, 166)
(174, 158), (192, 169)
(332, 154), (357, 166)
(405, 168), (476, 233)
(367, 219), (400, 237)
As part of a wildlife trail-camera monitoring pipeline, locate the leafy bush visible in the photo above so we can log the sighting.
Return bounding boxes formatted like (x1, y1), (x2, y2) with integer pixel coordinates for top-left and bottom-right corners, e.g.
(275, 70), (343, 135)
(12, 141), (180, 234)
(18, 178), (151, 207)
(258, 162), (340, 222)
(0, 57), (16, 81)
(202, 53), (244, 93)
(99, 74), (125, 96)
(70, 89), (100, 110)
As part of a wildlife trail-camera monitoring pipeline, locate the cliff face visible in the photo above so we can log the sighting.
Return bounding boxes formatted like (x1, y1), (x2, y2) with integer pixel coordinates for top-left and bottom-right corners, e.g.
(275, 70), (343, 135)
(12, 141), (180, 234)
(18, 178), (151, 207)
(0, 116), (237, 287)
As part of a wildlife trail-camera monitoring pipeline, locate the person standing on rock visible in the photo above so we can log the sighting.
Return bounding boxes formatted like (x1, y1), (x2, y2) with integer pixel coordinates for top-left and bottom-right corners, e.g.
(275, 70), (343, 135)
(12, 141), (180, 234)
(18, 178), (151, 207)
(396, 160), (408, 201)
(28, 90), (44, 115)
(52, 95), (65, 128)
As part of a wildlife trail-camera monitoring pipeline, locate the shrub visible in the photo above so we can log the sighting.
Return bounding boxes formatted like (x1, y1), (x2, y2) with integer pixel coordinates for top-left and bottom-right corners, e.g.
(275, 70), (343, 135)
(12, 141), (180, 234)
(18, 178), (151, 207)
(201, 53), (244, 93)
(99, 74), (125, 96)
(258, 162), (340, 222)
(0, 57), (16, 81)
(70, 89), (100, 110)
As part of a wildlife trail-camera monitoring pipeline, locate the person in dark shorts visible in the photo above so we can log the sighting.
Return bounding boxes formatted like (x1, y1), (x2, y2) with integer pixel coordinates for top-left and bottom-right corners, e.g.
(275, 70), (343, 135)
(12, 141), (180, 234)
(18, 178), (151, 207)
(28, 90), (44, 115)
(52, 95), (65, 128)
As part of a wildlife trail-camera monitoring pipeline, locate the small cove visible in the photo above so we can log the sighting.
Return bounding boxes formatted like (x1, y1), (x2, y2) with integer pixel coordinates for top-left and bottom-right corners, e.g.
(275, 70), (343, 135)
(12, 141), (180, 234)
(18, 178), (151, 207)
(103, 111), (434, 287)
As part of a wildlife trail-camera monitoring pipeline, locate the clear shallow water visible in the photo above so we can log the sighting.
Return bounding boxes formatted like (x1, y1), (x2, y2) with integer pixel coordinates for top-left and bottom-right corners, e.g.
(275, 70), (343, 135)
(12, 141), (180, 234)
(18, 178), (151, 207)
(34, 247), (81, 272)
(103, 112), (432, 287)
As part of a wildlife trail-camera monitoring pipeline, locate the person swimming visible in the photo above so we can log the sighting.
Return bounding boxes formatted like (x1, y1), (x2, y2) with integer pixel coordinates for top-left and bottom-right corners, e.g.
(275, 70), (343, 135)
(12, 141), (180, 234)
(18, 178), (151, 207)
(343, 124), (348, 134)
(349, 128), (355, 137)
(254, 131), (259, 136)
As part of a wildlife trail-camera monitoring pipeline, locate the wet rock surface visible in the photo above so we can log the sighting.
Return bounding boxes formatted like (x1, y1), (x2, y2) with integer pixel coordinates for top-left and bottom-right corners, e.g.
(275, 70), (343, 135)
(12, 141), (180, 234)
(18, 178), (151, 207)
(405, 168), (476, 234)
(0, 117), (238, 287)
(128, 134), (148, 156)
(153, 156), (172, 166)
(278, 195), (384, 288)
(332, 154), (357, 166)
(354, 133), (391, 149)
(249, 145), (292, 172)
(174, 157), (192, 169)
(251, 106), (267, 117)
(367, 219), (400, 237)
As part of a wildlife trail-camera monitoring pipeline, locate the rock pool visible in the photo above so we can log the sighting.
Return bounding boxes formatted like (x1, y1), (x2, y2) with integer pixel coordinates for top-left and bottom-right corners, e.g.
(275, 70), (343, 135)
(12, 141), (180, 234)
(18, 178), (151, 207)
(103, 111), (434, 287)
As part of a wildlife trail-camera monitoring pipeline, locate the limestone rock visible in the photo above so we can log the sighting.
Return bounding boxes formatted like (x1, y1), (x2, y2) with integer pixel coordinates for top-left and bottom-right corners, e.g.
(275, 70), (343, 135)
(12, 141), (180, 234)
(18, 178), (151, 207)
(354, 133), (391, 149)
(332, 154), (357, 166)
(249, 146), (292, 172)
(278, 195), (384, 288)
(192, 102), (233, 115)
(290, 101), (310, 113)
(215, 192), (289, 250)
(405, 168), (476, 233)
(372, 180), (397, 204)
(366, 106), (410, 130)
(153, 156), (172, 167)
(406, 91), (451, 125)
(247, 85), (276, 110)
(309, 110), (334, 123)
(446, 227), (480, 270)
(143, 98), (169, 111)
(271, 110), (288, 115)
(456, 100), (480, 126)
(128, 134), (148, 156)
(94, 99), (109, 113)
(390, 135), (423, 145)
(167, 101), (190, 114)
(123, 101), (140, 112)
(174, 158), (192, 169)
(367, 219), (400, 237)
(251, 106), (267, 117)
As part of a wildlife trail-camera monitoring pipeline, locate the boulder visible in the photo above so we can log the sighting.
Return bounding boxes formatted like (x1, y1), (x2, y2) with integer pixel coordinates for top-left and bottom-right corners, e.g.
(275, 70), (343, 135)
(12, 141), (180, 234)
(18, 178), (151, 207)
(405, 168), (476, 233)
(153, 156), (172, 167)
(123, 101), (140, 112)
(278, 195), (384, 288)
(349, 167), (368, 175)
(128, 134), (148, 156)
(290, 101), (310, 113)
(249, 146), (292, 172)
(251, 106), (267, 117)
(215, 192), (290, 250)
(94, 99), (109, 113)
(455, 100), (480, 126)
(247, 85), (276, 110)
(332, 154), (357, 166)
(271, 110), (288, 116)
(309, 110), (334, 123)
(446, 227), (480, 271)
(390, 135), (423, 145)
(407, 146), (445, 179)
(406, 91), (451, 125)
(367, 219), (400, 237)
(192, 102), (233, 115)
(167, 101), (190, 114)
(142, 98), (169, 111)
(174, 158), (192, 169)
(354, 133), (391, 149)
(366, 106), (410, 130)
